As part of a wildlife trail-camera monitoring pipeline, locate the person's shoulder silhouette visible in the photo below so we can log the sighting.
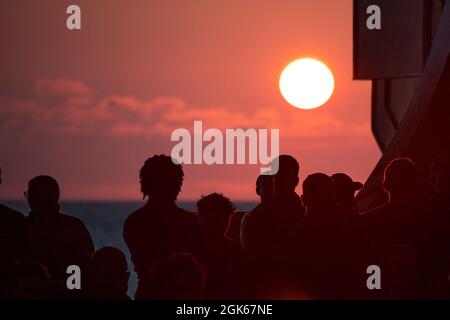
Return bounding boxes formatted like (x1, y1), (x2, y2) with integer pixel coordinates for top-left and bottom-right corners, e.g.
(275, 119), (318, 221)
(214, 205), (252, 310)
(196, 193), (245, 299)
(240, 173), (273, 249)
(0, 168), (29, 297)
(123, 155), (203, 295)
(25, 175), (94, 281)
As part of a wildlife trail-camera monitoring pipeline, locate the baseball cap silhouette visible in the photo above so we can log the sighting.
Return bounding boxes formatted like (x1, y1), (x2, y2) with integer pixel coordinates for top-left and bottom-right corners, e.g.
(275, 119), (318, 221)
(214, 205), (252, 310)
(331, 173), (363, 192)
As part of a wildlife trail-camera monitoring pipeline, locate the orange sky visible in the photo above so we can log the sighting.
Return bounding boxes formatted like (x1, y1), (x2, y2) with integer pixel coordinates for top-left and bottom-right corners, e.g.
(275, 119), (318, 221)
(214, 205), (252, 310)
(0, 0), (380, 201)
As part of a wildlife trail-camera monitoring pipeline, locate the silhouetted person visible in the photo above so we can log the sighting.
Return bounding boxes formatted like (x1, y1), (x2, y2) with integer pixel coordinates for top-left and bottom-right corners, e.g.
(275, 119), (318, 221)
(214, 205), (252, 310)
(240, 173), (273, 249)
(139, 252), (206, 300)
(240, 156), (304, 298)
(358, 158), (430, 298)
(0, 167), (29, 298)
(4, 260), (50, 300)
(197, 193), (246, 299)
(123, 155), (203, 298)
(271, 155), (305, 230)
(361, 158), (428, 253)
(86, 247), (130, 300)
(301, 173), (337, 220)
(241, 155), (304, 253)
(25, 175), (94, 291)
(293, 173), (346, 298)
(331, 173), (368, 297)
(255, 173), (273, 205)
(331, 173), (363, 220)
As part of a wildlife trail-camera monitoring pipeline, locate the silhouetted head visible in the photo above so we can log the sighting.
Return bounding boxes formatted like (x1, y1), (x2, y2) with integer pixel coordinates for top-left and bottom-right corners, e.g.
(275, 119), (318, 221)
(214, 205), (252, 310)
(141, 253), (206, 300)
(383, 158), (418, 203)
(273, 155), (299, 199)
(431, 154), (450, 197)
(140, 154), (184, 203)
(331, 173), (363, 206)
(197, 193), (235, 236)
(26, 175), (60, 213)
(302, 173), (336, 217)
(88, 247), (129, 299)
(5, 260), (50, 300)
(256, 173), (273, 204)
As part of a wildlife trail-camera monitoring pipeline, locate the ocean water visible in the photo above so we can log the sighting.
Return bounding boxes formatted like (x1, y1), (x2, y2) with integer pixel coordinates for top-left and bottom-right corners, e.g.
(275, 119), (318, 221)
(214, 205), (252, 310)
(4, 201), (257, 298)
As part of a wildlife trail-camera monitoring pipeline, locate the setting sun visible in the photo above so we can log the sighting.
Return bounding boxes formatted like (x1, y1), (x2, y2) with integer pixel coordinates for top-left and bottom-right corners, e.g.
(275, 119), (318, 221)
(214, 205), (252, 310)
(279, 58), (335, 110)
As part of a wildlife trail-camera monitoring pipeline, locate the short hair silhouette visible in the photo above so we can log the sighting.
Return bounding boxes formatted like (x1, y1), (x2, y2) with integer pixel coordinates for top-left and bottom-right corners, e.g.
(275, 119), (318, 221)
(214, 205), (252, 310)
(302, 173), (336, 211)
(140, 154), (184, 201)
(141, 252), (206, 300)
(273, 155), (300, 196)
(276, 154), (299, 177)
(25, 175), (95, 282)
(26, 175), (60, 212)
(383, 158), (418, 200)
(197, 193), (236, 235)
(88, 246), (130, 300)
(5, 260), (50, 300)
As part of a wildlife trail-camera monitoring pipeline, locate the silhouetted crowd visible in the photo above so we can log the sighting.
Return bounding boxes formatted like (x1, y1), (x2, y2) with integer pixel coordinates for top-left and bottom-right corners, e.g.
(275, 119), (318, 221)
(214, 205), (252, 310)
(1, 153), (450, 300)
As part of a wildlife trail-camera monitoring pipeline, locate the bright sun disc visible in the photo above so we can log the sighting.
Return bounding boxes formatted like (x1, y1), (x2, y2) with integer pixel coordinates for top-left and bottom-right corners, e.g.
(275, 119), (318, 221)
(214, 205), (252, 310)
(279, 58), (334, 110)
